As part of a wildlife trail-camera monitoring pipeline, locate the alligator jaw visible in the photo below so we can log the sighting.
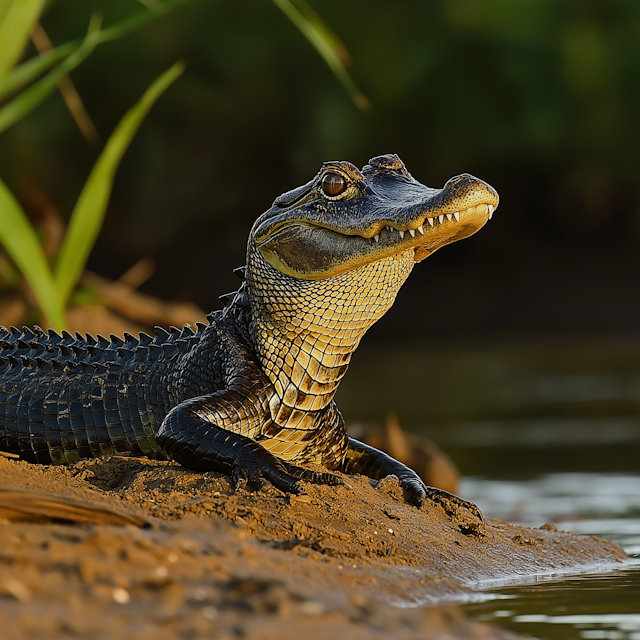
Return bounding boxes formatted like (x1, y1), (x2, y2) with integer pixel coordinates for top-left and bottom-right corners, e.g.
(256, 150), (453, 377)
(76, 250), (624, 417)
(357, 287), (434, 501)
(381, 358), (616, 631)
(369, 200), (497, 263)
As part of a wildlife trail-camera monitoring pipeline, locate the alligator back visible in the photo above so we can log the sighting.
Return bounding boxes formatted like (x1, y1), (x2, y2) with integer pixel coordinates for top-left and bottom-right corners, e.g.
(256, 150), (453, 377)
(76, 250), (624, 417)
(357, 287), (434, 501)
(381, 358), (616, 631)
(0, 323), (211, 464)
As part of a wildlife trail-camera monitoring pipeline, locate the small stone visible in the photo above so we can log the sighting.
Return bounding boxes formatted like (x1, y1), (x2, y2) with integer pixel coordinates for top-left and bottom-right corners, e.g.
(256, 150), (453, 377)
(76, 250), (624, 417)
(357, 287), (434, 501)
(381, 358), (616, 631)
(202, 606), (218, 620)
(0, 579), (31, 602)
(298, 600), (325, 615)
(112, 587), (130, 604)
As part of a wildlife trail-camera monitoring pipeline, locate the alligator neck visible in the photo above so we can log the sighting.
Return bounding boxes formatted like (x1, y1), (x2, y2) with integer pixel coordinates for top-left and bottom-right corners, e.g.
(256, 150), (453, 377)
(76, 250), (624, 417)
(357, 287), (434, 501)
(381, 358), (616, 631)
(246, 246), (415, 426)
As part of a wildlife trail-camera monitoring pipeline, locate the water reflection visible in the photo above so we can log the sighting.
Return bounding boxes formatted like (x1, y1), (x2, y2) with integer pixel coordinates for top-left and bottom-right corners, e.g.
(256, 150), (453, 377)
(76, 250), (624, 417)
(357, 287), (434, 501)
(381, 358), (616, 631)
(467, 568), (640, 640)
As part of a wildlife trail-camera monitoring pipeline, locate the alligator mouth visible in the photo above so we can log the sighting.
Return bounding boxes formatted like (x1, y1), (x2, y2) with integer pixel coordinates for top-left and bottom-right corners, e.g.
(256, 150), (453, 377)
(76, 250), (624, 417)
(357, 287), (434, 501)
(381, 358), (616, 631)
(360, 202), (495, 243)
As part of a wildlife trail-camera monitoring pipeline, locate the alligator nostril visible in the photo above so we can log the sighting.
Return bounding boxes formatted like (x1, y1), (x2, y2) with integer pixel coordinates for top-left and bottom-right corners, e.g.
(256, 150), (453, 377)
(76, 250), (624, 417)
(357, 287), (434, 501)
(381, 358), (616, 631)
(444, 174), (472, 189)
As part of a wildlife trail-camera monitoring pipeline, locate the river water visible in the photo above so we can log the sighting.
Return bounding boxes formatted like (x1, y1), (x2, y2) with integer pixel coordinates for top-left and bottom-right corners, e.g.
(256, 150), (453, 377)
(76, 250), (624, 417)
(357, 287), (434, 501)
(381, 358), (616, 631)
(461, 471), (640, 639)
(337, 338), (640, 639)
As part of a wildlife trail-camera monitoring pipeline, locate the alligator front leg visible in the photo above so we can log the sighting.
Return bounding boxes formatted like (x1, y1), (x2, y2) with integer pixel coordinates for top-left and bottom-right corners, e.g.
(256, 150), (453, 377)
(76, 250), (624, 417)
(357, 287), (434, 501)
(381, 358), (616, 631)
(343, 437), (483, 522)
(158, 323), (344, 493)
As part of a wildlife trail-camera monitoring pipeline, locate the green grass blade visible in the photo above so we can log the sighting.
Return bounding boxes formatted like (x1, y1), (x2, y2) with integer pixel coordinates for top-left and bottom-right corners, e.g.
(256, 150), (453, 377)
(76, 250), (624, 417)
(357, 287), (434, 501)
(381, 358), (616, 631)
(0, 0), (45, 95)
(1, 0), (196, 101)
(271, 0), (370, 111)
(0, 177), (65, 328)
(0, 15), (101, 136)
(0, 39), (76, 99)
(54, 62), (185, 305)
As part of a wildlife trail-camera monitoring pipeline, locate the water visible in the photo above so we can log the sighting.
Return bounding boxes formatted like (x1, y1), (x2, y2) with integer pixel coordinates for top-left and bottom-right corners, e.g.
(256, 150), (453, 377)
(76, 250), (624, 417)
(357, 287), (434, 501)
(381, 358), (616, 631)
(337, 338), (640, 639)
(461, 472), (640, 639)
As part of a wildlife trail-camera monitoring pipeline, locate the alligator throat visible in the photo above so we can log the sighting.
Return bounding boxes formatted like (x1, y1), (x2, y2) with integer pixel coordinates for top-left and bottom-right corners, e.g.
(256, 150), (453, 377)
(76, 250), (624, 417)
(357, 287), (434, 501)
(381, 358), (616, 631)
(247, 246), (415, 463)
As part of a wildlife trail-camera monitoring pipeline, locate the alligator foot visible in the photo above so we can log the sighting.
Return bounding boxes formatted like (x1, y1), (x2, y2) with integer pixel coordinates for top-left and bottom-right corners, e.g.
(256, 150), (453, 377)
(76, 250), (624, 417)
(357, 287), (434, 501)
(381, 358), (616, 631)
(421, 485), (484, 535)
(157, 400), (345, 494)
(386, 474), (483, 529)
(233, 455), (343, 494)
(343, 437), (483, 529)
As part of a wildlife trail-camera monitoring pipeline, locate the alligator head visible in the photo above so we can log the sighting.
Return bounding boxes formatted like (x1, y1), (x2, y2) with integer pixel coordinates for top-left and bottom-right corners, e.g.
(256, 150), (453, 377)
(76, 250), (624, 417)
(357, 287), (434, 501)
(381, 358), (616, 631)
(250, 153), (499, 279)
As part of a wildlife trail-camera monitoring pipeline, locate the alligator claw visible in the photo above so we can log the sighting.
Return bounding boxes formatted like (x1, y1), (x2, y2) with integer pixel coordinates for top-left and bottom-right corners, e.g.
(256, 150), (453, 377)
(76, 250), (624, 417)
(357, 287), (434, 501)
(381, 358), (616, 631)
(421, 484), (484, 522)
(283, 464), (344, 486)
(232, 453), (303, 494)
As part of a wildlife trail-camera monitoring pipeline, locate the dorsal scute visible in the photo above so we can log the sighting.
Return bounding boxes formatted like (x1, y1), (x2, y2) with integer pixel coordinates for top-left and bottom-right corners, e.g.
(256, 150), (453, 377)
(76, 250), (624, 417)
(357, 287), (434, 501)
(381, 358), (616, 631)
(110, 334), (124, 347)
(148, 344), (163, 361)
(35, 357), (50, 371)
(162, 342), (177, 358)
(97, 335), (110, 348)
(138, 332), (153, 346)
(180, 326), (195, 338)
(71, 345), (85, 358)
(47, 329), (62, 344)
(117, 348), (135, 361)
(124, 332), (139, 347)
(152, 326), (170, 345)
(21, 326), (36, 340)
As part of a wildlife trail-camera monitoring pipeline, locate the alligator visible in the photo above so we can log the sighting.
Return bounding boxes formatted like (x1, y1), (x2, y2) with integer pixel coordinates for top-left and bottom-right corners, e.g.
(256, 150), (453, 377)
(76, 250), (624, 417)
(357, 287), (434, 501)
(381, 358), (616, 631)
(0, 154), (498, 520)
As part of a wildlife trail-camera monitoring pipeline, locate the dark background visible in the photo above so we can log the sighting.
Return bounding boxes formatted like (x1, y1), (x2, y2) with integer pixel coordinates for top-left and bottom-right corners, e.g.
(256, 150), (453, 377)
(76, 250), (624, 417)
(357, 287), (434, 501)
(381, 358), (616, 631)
(3, 0), (640, 345)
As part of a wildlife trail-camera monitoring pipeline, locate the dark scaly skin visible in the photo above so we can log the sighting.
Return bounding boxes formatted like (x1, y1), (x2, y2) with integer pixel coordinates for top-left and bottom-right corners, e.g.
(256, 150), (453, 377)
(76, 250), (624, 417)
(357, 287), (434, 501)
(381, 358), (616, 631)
(0, 154), (498, 522)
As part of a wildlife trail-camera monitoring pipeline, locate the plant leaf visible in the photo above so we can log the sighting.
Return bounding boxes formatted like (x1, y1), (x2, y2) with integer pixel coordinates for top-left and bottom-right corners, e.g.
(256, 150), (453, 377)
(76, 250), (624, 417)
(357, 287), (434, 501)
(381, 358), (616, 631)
(0, 177), (64, 328)
(54, 62), (185, 305)
(0, 39), (76, 100)
(0, 15), (102, 136)
(271, 0), (370, 111)
(0, 0), (44, 95)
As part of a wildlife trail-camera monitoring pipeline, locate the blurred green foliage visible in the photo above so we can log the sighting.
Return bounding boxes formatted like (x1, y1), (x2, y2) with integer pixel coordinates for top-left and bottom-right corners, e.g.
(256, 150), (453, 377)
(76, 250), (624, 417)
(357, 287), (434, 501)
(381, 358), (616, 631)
(1, 0), (640, 336)
(0, 0), (364, 328)
(0, 2), (189, 327)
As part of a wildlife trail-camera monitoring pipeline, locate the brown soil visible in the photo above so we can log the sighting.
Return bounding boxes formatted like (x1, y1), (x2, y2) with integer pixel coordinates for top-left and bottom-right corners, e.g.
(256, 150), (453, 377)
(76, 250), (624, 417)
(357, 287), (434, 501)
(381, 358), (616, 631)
(0, 455), (627, 640)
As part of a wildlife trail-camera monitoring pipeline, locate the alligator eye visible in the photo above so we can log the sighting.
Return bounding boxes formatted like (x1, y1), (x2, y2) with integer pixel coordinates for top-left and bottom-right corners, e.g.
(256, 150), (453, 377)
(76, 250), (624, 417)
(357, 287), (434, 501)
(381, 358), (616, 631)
(321, 172), (347, 197)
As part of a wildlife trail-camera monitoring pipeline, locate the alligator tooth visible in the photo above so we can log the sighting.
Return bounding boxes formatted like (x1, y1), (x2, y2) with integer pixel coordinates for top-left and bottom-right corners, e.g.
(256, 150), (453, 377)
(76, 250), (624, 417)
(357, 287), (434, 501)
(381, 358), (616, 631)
(409, 229), (415, 237)
(446, 213), (452, 222)
(454, 211), (460, 222)
(418, 225), (424, 235)
(427, 218), (434, 226)
(387, 226), (392, 232)
(374, 234), (379, 243)
(438, 215), (444, 224)
(399, 230), (405, 239)
(488, 204), (495, 220)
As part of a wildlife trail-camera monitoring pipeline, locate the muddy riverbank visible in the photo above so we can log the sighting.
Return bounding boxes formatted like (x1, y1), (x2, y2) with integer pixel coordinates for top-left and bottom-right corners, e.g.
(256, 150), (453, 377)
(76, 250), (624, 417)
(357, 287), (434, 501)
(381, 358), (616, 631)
(0, 455), (627, 639)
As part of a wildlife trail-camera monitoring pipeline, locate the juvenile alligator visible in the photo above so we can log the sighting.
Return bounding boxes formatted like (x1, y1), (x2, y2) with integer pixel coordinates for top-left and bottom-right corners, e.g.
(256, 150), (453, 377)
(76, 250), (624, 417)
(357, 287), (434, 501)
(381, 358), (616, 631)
(0, 154), (497, 519)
